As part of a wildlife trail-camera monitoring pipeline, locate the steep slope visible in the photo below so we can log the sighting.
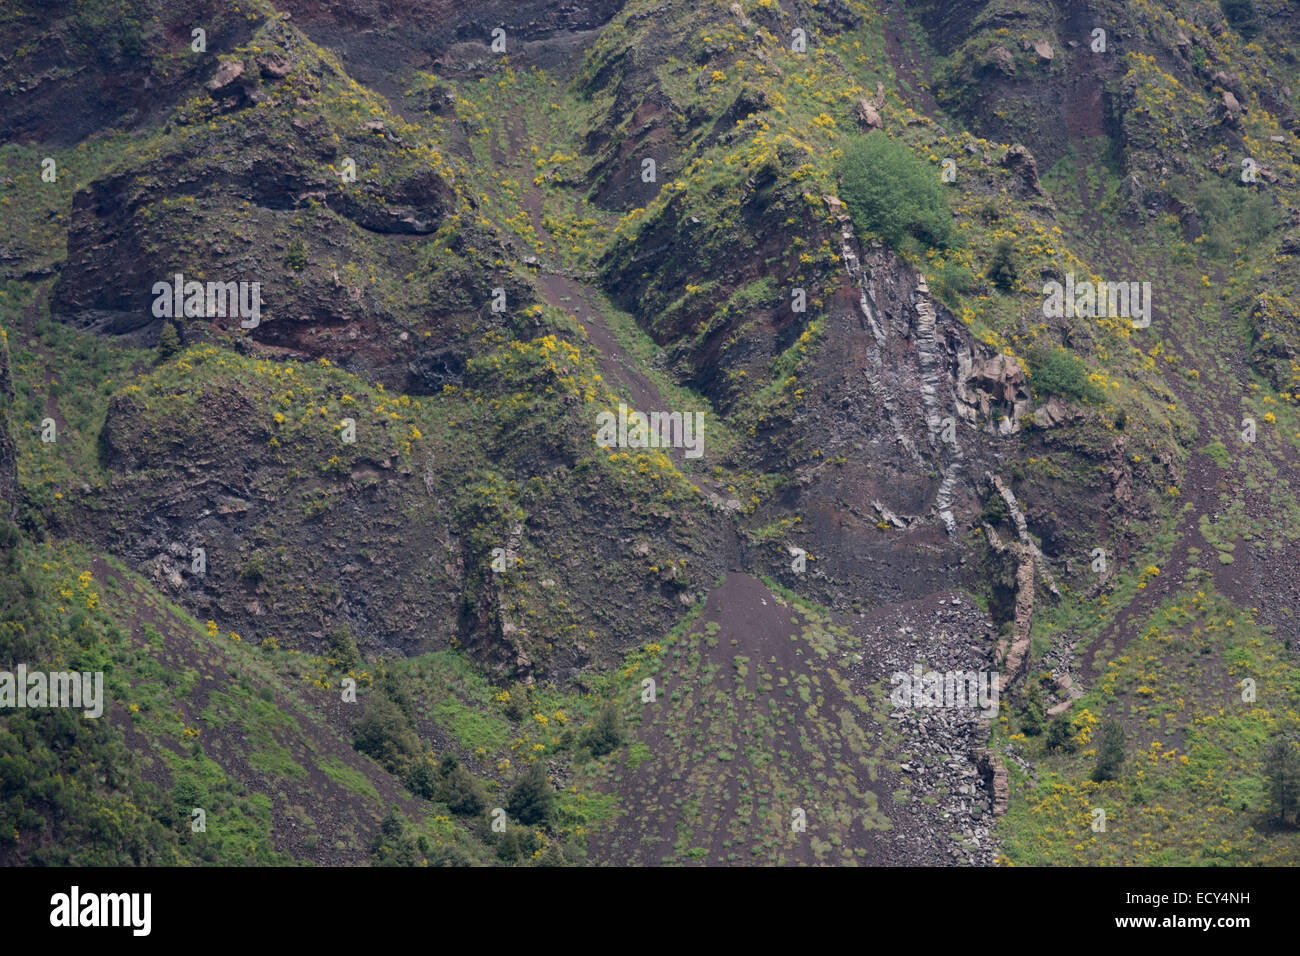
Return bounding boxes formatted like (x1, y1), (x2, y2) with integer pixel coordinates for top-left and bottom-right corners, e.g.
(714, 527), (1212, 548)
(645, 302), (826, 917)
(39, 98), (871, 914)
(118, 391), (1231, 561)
(1, 0), (1298, 868)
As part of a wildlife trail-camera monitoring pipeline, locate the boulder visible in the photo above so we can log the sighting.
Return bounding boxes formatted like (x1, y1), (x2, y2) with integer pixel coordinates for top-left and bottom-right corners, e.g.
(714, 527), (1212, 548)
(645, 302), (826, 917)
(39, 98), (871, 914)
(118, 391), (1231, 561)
(1032, 395), (1071, 427)
(206, 59), (246, 93)
(854, 98), (881, 131)
(1001, 144), (1043, 196)
(987, 45), (1016, 76)
(257, 54), (291, 79)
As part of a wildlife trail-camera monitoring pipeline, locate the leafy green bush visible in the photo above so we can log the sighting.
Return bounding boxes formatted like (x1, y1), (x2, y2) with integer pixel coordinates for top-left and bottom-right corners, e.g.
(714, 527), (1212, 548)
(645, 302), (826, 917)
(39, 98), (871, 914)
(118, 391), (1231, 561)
(1189, 177), (1279, 259)
(405, 757), (439, 799)
(494, 827), (540, 863)
(839, 133), (956, 252)
(930, 259), (976, 310)
(370, 811), (420, 866)
(328, 626), (361, 671)
(979, 491), (1010, 528)
(1027, 347), (1102, 403)
(285, 237), (308, 271)
(502, 682), (529, 723)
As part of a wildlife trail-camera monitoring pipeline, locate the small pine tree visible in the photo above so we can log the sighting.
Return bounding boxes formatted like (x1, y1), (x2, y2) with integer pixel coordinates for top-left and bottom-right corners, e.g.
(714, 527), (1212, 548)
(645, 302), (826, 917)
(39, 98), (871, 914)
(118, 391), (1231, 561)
(405, 756), (439, 800)
(353, 694), (420, 774)
(1092, 719), (1126, 782)
(506, 761), (554, 827)
(986, 237), (1019, 291)
(436, 754), (488, 816)
(1264, 736), (1300, 827)
(156, 322), (181, 361)
(1046, 715), (1077, 752)
(328, 626), (361, 671)
(583, 701), (625, 756)
(285, 236), (308, 271)
(371, 810), (420, 866)
(1021, 683), (1045, 737)
(503, 682), (528, 722)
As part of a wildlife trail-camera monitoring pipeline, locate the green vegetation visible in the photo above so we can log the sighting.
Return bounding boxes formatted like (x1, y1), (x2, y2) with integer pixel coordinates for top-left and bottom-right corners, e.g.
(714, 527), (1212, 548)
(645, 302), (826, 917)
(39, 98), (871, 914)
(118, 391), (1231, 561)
(353, 692), (420, 775)
(582, 702), (625, 757)
(1219, 0), (1260, 39)
(1021, 684), (1045, 738)
(3, 0), (1299, 871)
(839, 132), (956, 253)
(285, 236), (308, 271)
(156, 322), (181, 362)
(1091, 720), (1127, 782)
(1265, 737), (1300, 827)
(506, 762), (555, 827)
(986, 238), (1019, 292)
(1026, 347), (1102, 404)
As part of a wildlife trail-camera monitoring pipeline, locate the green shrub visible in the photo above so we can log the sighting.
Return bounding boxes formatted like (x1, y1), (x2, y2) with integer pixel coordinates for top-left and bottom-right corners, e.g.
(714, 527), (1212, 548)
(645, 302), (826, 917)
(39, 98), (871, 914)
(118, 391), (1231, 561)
(1027, 347), (1102, 403)
(839, 132), (956, 252)
(1264, 736), (1300, 827)
(1020, 683), (1045, 737)
(435, 754), (488, 816)
(986, 237), (1019, 292)
(1092, 719), (1126, 782)
(156, 322), (181, 361)
(328, 626), (361, 671)
(370, 810), (420, 866)
(494, 827), (540, 862)
(1220, 0), (1259, 38)
(979, 491), (1010, 528)
(239, 553), (266, 585)
(582, 702), (625, 757)
(353, 695), (420, 774)
(1190, 177), (1279, 259)
(503, 682), (528, 723)
(1046, 716), (1077, 752)
(506, 762), (554, 827)
(285, 237), (308, 271)
(930, 259), (976, 310)
(405, 757), (439, 800)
